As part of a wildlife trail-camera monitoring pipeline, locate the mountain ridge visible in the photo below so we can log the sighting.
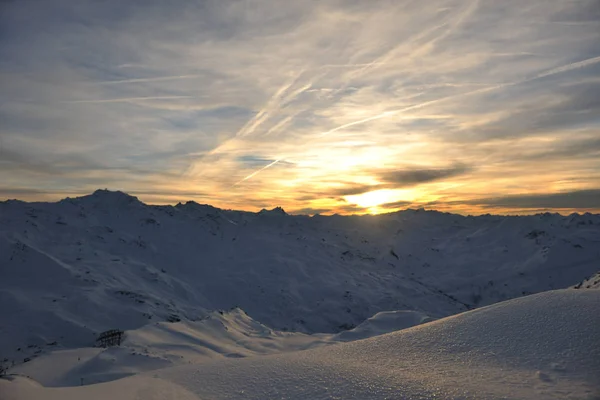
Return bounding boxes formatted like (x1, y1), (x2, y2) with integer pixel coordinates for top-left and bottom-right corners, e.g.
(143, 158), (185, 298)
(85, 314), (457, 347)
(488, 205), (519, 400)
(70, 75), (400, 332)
(3, 189), (600, 218)
(1, 190), (599, 375)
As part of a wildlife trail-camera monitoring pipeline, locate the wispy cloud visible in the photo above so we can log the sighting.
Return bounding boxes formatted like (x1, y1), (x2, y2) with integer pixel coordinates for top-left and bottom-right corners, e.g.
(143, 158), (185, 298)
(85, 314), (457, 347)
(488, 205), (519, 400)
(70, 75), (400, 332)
(61, 96), (194, 104)
(93, 75), (203, 85)
(1, 0), (599, 214)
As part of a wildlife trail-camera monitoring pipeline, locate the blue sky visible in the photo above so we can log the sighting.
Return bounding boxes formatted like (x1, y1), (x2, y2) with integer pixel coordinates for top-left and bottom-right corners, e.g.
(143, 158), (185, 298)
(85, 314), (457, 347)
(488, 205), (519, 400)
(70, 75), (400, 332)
(1, 0), (599, 214)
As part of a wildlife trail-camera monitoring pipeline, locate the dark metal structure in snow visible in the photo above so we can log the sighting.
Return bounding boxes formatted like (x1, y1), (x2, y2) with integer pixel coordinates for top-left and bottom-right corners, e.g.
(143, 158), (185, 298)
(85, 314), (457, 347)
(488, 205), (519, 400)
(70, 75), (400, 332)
(96, 329), (124, 347)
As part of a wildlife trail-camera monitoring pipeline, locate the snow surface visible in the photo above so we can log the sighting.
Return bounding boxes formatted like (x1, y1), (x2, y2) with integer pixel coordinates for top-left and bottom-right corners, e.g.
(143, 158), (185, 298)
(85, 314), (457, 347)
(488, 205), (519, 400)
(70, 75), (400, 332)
(7, 308), (333, 387)
(3, 290), (599, 399)
(6, 307), (431, 388)
(333, 310), (432, 342)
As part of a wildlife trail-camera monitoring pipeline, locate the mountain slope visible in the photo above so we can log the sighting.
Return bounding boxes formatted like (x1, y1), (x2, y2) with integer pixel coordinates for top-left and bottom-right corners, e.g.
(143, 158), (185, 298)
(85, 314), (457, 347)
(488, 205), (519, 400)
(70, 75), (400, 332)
(1, 190), (599, 368)
(573, 270), (600, 289)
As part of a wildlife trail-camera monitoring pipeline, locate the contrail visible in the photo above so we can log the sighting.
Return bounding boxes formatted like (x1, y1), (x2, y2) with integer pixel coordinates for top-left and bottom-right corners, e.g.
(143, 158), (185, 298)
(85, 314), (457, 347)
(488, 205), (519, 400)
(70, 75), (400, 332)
(319, 1), (478, 105)
(235, 81), (294, 138)
(93, 75), (201, 85)
(320, 111), (396, 136)
(234, 71), (307, 138)
(263, 115), (294, 136)
(321, 53), (600, 137)
(319, 85), (500, 137)
(319, 63), (387, 69)
(348, 0), (478, 83)
(411, 0), (480, 58)
(235, 54), (600, 185)
(238, 81), (313, 138)
(62, 95), (193, 104)
(232, 159), (281, 186)
(227, 16), (475, 182)
(184, 72), (315, 177)
(534, 55), (600, 79)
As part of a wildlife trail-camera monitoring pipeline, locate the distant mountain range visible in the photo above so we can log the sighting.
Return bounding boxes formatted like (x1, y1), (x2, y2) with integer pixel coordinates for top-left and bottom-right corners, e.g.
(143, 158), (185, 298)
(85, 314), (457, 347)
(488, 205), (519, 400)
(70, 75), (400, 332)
(1, 189), (599, 373)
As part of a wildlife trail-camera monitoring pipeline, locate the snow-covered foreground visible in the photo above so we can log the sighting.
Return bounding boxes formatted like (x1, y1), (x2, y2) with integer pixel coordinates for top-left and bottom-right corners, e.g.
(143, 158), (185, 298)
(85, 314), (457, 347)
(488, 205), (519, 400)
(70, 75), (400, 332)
(5, 307), (432, 388)
(6, 308), (335, 387)
(3, 290), (599, 399)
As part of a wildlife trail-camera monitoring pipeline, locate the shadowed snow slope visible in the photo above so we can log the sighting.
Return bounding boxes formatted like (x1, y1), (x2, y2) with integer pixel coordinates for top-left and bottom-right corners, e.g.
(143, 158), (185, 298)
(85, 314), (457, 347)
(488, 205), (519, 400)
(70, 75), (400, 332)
(7, 307), (431, 388)
(8, 308), (333, 387)
(2, 290), (599, 399)
(1, 191), (599, 369)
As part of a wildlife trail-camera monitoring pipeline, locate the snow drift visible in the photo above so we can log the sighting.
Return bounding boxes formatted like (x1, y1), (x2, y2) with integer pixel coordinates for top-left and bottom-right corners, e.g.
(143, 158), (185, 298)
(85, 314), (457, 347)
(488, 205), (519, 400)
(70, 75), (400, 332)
(6, 308), (333, 387)
(3, 289), (599, 399)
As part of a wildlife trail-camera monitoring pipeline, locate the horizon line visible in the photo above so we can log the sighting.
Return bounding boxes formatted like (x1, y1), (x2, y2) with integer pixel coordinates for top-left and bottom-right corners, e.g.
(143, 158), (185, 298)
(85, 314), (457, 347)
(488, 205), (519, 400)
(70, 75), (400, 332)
(1, 188), (599, 218)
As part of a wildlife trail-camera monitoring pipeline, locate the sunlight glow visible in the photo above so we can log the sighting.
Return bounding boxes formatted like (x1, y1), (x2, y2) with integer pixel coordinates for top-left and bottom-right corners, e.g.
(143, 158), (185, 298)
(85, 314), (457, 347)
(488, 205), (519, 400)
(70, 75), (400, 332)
(345, 189), (414, 208)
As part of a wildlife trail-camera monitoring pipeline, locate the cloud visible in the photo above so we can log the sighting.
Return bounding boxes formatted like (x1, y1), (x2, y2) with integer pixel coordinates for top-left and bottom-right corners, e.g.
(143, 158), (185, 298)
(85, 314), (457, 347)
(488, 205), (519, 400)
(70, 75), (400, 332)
(377, 164), (471, 186)
(329, 184), (382, 196)
(1, 0), (599, 213)
(236, 155), (294, 168)
(524, 136), (600, 162)
(289, 207), (332, 215)
(332, 204), (369, 214)
(379, 200), (414, 209)
(468, 189), (600, 209)
(319, 164), (472, 198)
(451, 78), (600, 143)
(0, 187), (62, 197)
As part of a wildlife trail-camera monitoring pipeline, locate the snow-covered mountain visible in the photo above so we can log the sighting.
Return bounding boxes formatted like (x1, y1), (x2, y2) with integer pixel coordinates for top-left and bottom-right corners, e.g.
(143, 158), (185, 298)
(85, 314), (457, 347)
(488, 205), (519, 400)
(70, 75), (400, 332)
(1, 190), (599, 374)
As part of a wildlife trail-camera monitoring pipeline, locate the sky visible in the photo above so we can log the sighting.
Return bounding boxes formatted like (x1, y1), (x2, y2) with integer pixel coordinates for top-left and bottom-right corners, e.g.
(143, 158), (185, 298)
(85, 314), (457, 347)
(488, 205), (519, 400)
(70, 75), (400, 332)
(1, 0), (599, 215)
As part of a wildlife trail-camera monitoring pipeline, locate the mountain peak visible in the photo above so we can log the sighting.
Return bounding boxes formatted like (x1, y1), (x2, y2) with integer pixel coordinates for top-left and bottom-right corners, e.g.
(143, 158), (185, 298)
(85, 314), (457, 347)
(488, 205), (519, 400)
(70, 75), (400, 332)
(73, 189), (142, 206)
(92, 189), (131, 197)
(258, 206), (287, 216)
